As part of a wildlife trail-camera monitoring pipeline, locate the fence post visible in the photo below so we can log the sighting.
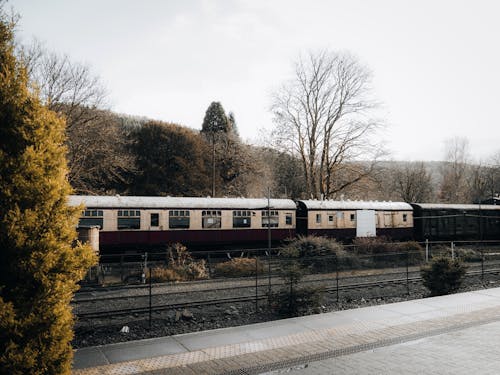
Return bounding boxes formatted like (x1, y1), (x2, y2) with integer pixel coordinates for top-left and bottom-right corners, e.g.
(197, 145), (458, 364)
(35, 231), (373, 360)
(406, 251), (410, 296)
(255, 253), (258, 313)
(425, 239), (429, 262)
(267, 251), (272, 308)
(149, 266), (152, 330)
(336, 258), (339, 303)
(481, 249), (484, 282)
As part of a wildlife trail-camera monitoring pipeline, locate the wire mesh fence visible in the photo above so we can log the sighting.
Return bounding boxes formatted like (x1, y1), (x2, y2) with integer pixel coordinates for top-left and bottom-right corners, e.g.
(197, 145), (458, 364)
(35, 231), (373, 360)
(74, 240), (500, 330)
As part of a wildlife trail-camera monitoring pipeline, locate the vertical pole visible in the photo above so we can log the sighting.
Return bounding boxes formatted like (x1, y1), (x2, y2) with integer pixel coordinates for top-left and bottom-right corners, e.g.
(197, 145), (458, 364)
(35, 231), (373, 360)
(451, 242), (455, 260)
(406, 251), (410, 296)
(255, 254), (258, 313)
(336, 258), (339, 303)
(425, 239), (429, 262)
(481, 249), (484, 282)
(267, 251), (271, 308)
(267, 188), (272, 304)
(212, 134), (216, 197)
(149, 266), (152, 330)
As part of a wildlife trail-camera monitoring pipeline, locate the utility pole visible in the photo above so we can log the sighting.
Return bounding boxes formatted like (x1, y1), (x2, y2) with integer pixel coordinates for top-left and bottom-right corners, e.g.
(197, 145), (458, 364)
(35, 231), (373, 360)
(212, 133), (216, 197)
(267, 187), (272, 301)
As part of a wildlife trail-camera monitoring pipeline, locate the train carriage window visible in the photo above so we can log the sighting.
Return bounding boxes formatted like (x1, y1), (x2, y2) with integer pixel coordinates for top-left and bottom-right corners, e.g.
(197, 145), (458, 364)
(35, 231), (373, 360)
(350, 213), (355, 221)
(234, 210), (252, 228)
(118, 210), (140, 230)
(202, 210), (221, 228)
(403, 214), (407, 222)
(169, 210), (190, 229)
(285, 213), (293, 226)
(150, 213), (159, 227)
(262, 210), (279, 228)
(316, 213), (321, 224)
(79, 209), (104, 229)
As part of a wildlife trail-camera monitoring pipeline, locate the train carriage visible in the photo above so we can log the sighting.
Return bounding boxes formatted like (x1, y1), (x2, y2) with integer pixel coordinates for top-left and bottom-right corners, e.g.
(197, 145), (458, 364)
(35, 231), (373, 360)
(296, 200), (414, 240)
(411, 203), (500, 241)
(69, 195), (297, 251)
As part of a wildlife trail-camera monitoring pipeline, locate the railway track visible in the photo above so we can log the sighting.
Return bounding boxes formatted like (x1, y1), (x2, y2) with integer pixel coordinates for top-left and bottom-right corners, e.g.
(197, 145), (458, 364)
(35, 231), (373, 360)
(74, 267), (500, 319)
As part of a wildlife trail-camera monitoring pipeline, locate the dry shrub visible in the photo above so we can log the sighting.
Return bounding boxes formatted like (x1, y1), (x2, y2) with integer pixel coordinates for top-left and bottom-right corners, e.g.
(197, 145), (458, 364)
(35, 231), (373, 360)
(148, 243), (209, 282)
(281, 235), (359, 272)
(149, 267), (183, 282)
(214, 258), (264, 277)
(353, 237), (423, 267)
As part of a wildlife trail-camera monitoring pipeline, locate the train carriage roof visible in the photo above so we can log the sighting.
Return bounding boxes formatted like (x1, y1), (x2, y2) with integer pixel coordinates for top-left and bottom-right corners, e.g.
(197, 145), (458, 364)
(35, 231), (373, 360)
(411, 203), (500, 211)
(297, 200), (412, 211)
(68, 195), (297, 210)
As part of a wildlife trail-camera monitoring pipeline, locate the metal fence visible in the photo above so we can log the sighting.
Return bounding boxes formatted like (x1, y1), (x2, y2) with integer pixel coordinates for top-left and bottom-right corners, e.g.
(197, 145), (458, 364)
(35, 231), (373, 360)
(74, 240), (500, 331)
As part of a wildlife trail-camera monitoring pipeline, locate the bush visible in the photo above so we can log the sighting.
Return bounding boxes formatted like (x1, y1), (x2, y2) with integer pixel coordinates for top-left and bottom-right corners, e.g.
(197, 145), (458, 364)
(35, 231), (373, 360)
(214, 258), (264, 277)
(148, 243), (209, 282)
(270, 286), (324, 317)
(450, 248), (482, 263)
(149, 267), (183, 282)
(421, 256), (467, 296)
(353, 238), (424, 267)
(281, 235), (357, 272)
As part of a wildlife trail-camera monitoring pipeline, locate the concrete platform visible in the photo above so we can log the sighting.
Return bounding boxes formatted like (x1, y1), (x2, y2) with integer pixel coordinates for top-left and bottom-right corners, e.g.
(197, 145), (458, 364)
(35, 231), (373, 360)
(73, 287), (500, 374)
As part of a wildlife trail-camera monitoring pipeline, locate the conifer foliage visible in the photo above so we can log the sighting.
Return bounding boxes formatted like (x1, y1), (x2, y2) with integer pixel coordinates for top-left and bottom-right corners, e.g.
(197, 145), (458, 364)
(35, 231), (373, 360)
(0, 11), (97, 375)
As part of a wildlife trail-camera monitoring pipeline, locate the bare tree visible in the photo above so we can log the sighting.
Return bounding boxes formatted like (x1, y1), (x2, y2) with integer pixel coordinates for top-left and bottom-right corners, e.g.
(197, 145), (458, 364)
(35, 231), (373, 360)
(468, 151), (500, 203)
(393, 162), (434, 202)
(439, 137), (470, 203)
(271, 50), (385, 199)
(18, 40), (134, 194)
(19, 39), (106, 129)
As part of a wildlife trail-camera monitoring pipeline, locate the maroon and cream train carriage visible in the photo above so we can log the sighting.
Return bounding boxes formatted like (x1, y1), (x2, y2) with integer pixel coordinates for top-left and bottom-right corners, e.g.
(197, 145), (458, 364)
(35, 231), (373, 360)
(69, 195), (297, 251)
(296, 200), (414, 240)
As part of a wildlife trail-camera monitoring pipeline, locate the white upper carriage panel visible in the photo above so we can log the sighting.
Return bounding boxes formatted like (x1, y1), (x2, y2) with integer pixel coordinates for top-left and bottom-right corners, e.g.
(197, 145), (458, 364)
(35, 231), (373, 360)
(68, 195), (296, 210)
(297, 200), (413, 211)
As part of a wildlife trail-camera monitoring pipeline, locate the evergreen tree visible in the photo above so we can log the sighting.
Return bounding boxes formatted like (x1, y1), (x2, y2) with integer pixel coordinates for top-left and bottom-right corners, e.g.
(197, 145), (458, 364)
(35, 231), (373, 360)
(227, 111), (239, 136)
(201, 101), (229, 134)
(0, 11), (96, 375)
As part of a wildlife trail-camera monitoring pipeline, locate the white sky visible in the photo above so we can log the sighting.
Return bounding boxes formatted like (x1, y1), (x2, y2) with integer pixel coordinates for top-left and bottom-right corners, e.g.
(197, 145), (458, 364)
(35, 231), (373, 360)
(10, 0), (500, 161)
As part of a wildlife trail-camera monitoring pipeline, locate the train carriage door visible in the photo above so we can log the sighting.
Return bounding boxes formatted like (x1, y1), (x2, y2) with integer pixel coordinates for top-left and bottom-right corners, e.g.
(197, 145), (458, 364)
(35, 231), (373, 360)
(356, 210), (376, 237)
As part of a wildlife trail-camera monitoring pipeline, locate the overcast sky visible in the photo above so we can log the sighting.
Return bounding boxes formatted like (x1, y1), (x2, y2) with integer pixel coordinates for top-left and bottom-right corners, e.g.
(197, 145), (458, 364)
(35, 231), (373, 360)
(10, 0), (500, 161)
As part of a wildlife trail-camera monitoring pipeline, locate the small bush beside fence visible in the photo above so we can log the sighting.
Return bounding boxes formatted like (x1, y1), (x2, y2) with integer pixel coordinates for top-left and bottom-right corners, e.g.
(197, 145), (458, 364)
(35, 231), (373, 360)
(214, 258), (264, 277)
(421, 256), (467, 296)
(353, 237), (424, 267)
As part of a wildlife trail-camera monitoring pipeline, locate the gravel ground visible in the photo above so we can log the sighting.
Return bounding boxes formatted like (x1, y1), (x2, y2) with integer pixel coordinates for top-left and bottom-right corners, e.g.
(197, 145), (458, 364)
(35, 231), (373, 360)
(72, 269), (499, 349)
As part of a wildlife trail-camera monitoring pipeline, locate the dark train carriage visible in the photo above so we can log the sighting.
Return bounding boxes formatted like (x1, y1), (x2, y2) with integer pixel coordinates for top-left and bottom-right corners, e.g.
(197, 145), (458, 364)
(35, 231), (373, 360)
(69, 195), (297, 251)
(411, 203), (500, 241)
(297, 200), (414, 241)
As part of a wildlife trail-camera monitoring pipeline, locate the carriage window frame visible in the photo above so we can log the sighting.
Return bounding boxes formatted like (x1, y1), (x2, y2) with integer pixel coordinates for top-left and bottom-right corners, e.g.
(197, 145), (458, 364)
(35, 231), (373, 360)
(169, 210), (190, 229)
(262, 210), (279, 228)
(202, 210), (222, 229)
(117, 210), (141, 230)
(233, 210), (252, 228)
(79, 209), (104, 229)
